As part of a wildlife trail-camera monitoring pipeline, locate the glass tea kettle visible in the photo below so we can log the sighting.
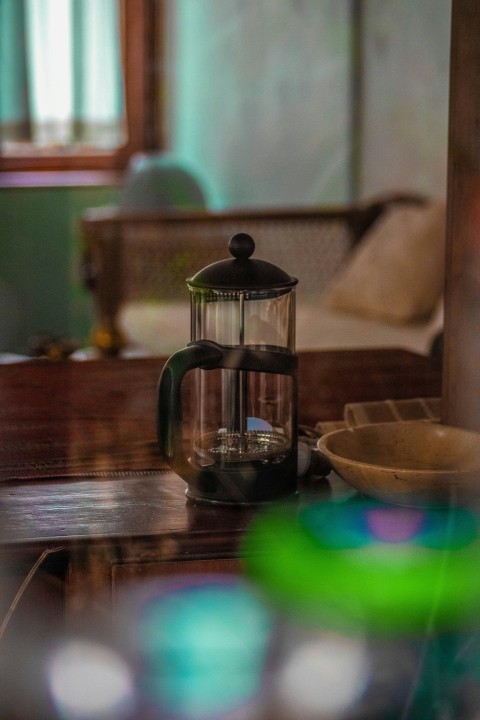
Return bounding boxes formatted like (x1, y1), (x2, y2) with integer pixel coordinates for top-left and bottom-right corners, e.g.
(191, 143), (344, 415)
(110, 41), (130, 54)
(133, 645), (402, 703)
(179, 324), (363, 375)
(157, 233), (298, 504)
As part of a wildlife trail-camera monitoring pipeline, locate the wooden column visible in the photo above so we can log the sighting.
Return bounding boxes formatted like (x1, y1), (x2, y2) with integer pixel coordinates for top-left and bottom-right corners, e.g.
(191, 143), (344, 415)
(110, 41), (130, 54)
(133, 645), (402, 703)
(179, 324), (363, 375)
(443, 0), (480, 430)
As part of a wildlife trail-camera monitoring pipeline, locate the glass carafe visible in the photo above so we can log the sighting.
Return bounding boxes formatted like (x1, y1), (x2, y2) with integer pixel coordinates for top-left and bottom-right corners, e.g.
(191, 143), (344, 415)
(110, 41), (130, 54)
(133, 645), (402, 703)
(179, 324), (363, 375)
(157, 233), (298, 504)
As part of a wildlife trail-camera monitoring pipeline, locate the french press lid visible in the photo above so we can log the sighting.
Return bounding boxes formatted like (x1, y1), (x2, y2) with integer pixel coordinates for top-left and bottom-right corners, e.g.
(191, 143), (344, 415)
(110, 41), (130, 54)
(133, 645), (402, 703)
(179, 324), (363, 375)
(187, 233), (298, 291)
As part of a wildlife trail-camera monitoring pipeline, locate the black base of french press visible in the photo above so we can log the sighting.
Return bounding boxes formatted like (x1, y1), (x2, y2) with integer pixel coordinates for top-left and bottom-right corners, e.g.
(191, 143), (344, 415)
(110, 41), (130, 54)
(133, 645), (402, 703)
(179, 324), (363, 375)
(183, 456), (298, 506)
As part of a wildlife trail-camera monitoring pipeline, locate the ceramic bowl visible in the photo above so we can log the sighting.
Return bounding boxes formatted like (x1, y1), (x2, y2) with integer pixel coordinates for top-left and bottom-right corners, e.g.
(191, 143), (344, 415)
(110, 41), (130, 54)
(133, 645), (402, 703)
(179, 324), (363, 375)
(317, 421), (480, 507)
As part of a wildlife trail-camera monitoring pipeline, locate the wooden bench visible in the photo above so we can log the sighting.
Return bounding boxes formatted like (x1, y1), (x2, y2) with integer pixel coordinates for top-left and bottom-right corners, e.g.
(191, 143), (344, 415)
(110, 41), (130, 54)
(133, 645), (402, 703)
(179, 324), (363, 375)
(81, 194), (427, 356)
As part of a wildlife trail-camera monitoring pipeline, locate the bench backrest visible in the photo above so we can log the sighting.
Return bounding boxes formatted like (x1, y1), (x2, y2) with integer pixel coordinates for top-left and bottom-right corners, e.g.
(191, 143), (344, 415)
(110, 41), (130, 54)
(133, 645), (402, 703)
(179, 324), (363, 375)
(81, 194), (426, 354)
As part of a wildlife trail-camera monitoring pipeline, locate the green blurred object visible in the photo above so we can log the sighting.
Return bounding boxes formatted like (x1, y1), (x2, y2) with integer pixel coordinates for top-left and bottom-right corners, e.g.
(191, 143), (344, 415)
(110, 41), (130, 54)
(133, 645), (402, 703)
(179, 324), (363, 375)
(242, 497), (480, 636)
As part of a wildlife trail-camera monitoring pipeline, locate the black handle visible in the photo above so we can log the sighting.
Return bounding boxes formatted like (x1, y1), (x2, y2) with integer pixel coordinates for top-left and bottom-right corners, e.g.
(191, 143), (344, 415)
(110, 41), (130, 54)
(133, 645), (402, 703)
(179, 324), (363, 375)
(157, 341), (224, 482)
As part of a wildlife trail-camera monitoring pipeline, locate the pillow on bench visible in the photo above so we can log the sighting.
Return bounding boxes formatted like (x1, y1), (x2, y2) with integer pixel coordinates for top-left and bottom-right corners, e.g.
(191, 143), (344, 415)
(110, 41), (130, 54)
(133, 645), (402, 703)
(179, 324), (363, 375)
(323, 200), (446, 324)
(118, 294), (444, 356)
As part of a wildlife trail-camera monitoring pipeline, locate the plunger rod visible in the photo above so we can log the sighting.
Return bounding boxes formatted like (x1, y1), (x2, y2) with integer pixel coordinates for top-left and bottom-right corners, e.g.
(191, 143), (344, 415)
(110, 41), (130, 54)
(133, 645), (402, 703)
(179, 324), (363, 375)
(237, 292), (247, 448)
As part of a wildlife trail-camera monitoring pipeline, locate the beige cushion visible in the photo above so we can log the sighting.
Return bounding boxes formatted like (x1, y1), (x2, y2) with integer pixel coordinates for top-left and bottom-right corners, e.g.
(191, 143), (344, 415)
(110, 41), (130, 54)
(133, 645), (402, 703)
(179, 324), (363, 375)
(119, 295), (443, 357)
(324, 200), (446, 324)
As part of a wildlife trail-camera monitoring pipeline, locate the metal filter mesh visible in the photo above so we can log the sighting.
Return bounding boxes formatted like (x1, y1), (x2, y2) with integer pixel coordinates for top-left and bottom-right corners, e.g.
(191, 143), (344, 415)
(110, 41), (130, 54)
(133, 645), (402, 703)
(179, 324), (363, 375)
(193, 429), (290, 463)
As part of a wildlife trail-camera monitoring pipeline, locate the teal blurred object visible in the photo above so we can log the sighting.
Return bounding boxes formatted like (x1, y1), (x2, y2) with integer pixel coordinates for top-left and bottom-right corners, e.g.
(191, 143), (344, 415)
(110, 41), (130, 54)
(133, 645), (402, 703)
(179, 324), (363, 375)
(126, 574), (273, 719)
(118, 153), (207, 211)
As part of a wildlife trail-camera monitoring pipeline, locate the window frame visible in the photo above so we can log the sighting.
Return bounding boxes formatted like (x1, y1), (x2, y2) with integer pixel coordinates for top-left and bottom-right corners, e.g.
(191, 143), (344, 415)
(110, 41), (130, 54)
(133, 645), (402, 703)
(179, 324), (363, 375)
(0, 0), (165, 174)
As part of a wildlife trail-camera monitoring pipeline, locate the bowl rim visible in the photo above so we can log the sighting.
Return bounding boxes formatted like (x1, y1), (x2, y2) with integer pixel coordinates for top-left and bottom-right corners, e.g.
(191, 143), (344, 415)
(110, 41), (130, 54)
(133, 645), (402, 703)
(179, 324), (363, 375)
(317, 421), (480, 476)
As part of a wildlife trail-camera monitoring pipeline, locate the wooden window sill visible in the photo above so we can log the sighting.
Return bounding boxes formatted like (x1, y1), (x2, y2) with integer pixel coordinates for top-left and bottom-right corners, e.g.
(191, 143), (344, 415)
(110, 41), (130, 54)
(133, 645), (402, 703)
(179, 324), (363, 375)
(0, 170), (125, 189)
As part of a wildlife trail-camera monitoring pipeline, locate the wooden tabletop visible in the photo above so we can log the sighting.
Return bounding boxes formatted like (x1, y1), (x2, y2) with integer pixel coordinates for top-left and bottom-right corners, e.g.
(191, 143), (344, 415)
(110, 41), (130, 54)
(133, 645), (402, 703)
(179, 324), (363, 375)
(0, 349), (442, 549)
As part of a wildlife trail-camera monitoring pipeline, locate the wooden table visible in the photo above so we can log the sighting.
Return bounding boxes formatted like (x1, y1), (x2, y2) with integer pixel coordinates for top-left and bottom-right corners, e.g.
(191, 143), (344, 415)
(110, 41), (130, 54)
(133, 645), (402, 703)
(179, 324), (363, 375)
(0, 349), (442, 714)
(0, 348), (441, 481)
(0, 347), (441, 545)
(0, 348), (441, 547)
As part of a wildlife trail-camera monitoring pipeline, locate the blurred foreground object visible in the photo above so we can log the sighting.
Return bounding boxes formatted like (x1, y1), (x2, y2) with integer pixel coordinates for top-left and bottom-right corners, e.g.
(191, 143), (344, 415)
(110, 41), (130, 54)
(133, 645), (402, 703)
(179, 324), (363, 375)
(118, 574), (273, 719)
(243, 498), (480, 718)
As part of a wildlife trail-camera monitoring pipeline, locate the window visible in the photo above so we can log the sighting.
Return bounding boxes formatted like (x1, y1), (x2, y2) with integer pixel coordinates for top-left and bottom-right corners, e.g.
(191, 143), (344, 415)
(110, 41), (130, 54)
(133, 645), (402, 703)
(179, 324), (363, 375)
(0, 0), (164, 174)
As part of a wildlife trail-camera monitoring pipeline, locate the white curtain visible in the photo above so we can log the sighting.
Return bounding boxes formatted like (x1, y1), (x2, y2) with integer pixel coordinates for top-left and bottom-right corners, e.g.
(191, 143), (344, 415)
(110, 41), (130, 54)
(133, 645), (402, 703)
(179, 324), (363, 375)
(1, 0), (125, 149)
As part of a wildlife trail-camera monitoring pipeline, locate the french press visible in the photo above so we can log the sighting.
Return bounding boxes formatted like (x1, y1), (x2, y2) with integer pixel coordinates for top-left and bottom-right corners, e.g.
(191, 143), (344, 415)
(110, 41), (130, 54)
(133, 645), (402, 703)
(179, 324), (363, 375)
(157, 233), (298, 504)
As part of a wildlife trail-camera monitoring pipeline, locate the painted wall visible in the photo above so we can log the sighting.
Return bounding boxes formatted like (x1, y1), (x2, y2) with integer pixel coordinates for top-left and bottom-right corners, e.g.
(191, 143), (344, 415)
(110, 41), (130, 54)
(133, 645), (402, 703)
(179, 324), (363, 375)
(0, 185), (119, 353)
(360, 0), (451, 199)
(170, 0), (352, 208)
(169, 0), (451, 207)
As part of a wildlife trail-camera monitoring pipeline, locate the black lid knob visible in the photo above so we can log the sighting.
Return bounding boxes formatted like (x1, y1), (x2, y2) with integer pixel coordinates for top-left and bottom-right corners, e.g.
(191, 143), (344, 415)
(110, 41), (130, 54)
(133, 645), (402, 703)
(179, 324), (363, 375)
(229, 233), (255, 260)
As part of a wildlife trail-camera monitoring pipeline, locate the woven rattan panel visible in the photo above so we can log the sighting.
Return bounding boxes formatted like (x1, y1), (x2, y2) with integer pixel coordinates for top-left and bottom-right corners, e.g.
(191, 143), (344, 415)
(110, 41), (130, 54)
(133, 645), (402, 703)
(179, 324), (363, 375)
(120, 218), (351, 303)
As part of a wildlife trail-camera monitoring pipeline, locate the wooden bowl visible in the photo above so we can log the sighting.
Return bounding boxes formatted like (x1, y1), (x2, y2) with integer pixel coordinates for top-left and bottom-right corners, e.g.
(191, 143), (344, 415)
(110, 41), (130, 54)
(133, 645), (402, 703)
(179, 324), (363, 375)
(317, 421), (480, 507)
